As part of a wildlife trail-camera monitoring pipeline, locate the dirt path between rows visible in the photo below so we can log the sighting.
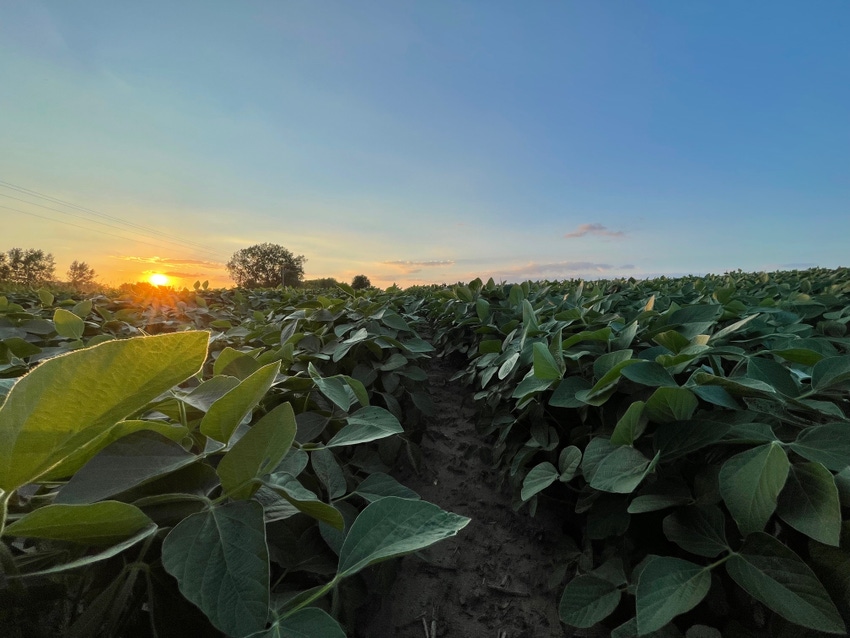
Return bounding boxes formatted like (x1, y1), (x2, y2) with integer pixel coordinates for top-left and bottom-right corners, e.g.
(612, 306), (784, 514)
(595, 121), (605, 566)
(356, 355), (602, 638)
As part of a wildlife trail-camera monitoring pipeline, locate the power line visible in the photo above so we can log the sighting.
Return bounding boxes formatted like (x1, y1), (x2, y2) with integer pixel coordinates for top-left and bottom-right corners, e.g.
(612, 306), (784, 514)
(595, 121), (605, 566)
(1, 204), (224, 264)
(0, 192), (226, 262)
(0, 179), (227, 258)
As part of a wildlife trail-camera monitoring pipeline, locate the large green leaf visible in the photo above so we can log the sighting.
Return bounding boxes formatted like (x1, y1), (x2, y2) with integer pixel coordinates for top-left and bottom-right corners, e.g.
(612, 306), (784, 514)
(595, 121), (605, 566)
(610, 401), (647, 446)
(645, 387), (699, 423)
(201, 362), (280, 443)
(590, 447), (659, 494)
(55, 431), (197, 504)
(662, 505), (729, 558)
(747, 357), (800, 397)
(789, 423), (850, 471)
(719, 442), (789, 536)
(325, 406), (403, 448)
(726, 533), (845, 634)
(3, 501), (153, 545)
(0, 331), (208, 492)
(217, 402), (297, 500)
(811, 355), (850, 391)
(337, 497), (469, 578)
(354, 472), (420, 502)
(521, 462), (560, 501)
(310, 448), (347, 500)
(266, 473), (344, 529)
(636, 556), (712, 635)
(621, 362), (678, 388)
(776, 462), (841, 546)
(558, 574), (621, 628)
(307, 362), (352, 410)
(162, 501), (270, 638)
(533, 341), (563, 380)
(53, 307), (85, 340)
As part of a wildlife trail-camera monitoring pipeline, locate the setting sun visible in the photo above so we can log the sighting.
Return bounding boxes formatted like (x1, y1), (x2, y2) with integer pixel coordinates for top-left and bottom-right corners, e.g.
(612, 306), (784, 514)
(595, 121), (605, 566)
(149, 273), (169, 286)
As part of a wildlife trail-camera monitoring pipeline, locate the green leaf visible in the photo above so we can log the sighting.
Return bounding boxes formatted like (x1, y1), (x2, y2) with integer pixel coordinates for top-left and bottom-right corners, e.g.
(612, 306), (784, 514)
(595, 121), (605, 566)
(53, 307), (85, 340)
(719, 442), (790, 536)
(590, 448), (659, 494)
(201, 361), (280, 443)
(611, 401), (648, 446)
(811, 355), (850, 391)
(258, 608), (346, 638)
(654, 419), (730, 461)
(37, 287), (54, 307)
(789, 423), (850, 471)
(217, 402), (297, 500)
(533, 341), (563, 380)
(747, 357), (799, 397)
(325, 406), (403, 448)
(266, 474), (344, 529)
(311, 448), (347, 500)
(10, 524), (157, 578)
(645, 387), (699, 423)
(521, 462), (560, 501)
(162, 501), (270, 638)
(307, 362), (351, 410)
(549, 376), (592, 408)
(558, 574), (621, 628)
(636, 556), (712, 635)
(776, 462), (841, 546)
(337, 497), (470, 578)
(4, 501), (153, 545)
(726, 533), (845, 634)
(0, 331), (208, 492)
(594, 349), (634, 380)
(662, 505), (729, 558)
(558, 445), (582, 481)
(55, 431), (196, 504)
(621, 362), (678, 388)
(354, 472), (420, 502)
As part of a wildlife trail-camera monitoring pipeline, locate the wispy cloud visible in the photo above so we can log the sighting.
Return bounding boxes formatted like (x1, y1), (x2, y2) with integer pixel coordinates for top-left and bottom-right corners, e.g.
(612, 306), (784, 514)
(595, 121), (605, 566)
(117, 255), (223, 267)
(382, 260), (455, 267)
(564, 223), (624, 239)
(499, 261), (619, 277)
(163, 271), (207, 278)
(381, 259), (455, 275)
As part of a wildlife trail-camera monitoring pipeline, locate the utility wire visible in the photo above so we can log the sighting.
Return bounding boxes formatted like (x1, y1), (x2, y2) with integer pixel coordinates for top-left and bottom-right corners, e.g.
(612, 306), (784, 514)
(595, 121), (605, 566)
(0, 192), (226, 262)
(0, 179), (225, 257)
(1, 203), (224, 263)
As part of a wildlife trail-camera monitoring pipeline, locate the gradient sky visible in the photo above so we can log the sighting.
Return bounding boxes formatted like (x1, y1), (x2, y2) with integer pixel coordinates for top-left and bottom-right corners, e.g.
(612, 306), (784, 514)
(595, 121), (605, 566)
(1, 1), (848, 288)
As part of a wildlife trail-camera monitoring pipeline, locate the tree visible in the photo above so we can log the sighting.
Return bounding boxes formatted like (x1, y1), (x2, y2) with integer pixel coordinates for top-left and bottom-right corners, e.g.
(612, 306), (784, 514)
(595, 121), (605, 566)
(226, 243), (306, 288)
(0, 248), (55, 286)
(303, 277), (340, 289)
(67, 260), (97, 289)
(351, 274), (371, 290)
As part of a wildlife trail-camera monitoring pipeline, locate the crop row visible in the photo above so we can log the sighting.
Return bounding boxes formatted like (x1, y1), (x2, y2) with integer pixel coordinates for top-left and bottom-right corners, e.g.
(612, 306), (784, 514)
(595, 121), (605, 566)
(0, 284), (466, 637)
(418, 268), (850, 636)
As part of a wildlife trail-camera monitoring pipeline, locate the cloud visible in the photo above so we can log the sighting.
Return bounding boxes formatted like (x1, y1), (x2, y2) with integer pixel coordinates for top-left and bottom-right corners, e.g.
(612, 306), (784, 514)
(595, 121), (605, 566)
(117, 255), (223, 267)
(382, 260), (455, 267)
(381, 259), (455, 275)
(564, 223), (624, 239)
(163, 271), (207, 278)
(499, 261), (618, 277)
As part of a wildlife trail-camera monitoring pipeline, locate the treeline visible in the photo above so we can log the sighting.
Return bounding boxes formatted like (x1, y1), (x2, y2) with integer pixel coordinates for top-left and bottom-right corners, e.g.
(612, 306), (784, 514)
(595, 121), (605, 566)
(0, 247), (97, 290)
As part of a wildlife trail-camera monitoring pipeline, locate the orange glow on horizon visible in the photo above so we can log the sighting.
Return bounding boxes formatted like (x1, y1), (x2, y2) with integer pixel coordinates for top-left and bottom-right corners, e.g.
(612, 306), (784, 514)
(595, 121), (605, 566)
(149, 273), (170, 286)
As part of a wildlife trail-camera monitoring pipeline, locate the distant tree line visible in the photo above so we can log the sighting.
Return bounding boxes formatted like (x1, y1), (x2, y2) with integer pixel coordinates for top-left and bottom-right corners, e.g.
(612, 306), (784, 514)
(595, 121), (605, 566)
(0, 247), (97, 290)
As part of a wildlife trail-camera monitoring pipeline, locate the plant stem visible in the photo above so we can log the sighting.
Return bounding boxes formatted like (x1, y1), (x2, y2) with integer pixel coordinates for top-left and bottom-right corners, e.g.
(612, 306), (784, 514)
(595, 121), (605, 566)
(285, 577), (339, 617)
(0, 489), (10, 537)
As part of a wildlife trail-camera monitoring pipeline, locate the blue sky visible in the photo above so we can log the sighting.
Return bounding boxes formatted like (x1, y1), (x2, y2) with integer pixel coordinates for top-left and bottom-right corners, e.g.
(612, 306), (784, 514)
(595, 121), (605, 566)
(1, 1), (848, 287)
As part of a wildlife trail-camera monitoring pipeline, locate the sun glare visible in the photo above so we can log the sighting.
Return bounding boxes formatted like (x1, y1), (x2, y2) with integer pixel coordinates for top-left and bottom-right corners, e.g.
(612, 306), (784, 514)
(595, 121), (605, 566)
(149, 273), (170, 286)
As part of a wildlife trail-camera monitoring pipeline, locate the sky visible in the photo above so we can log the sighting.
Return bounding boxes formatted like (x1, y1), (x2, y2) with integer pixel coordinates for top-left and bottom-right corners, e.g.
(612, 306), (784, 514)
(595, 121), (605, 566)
(1, 1), (848, 289)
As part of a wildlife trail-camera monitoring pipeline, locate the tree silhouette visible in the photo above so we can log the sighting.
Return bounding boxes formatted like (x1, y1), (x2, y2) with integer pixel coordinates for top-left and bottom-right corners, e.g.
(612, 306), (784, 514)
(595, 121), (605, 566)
(226, 243), (306, 288)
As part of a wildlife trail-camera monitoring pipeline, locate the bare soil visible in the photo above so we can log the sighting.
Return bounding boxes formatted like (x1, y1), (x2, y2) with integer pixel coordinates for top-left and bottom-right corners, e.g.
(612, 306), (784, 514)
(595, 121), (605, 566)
(355, 356), (602, 638)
